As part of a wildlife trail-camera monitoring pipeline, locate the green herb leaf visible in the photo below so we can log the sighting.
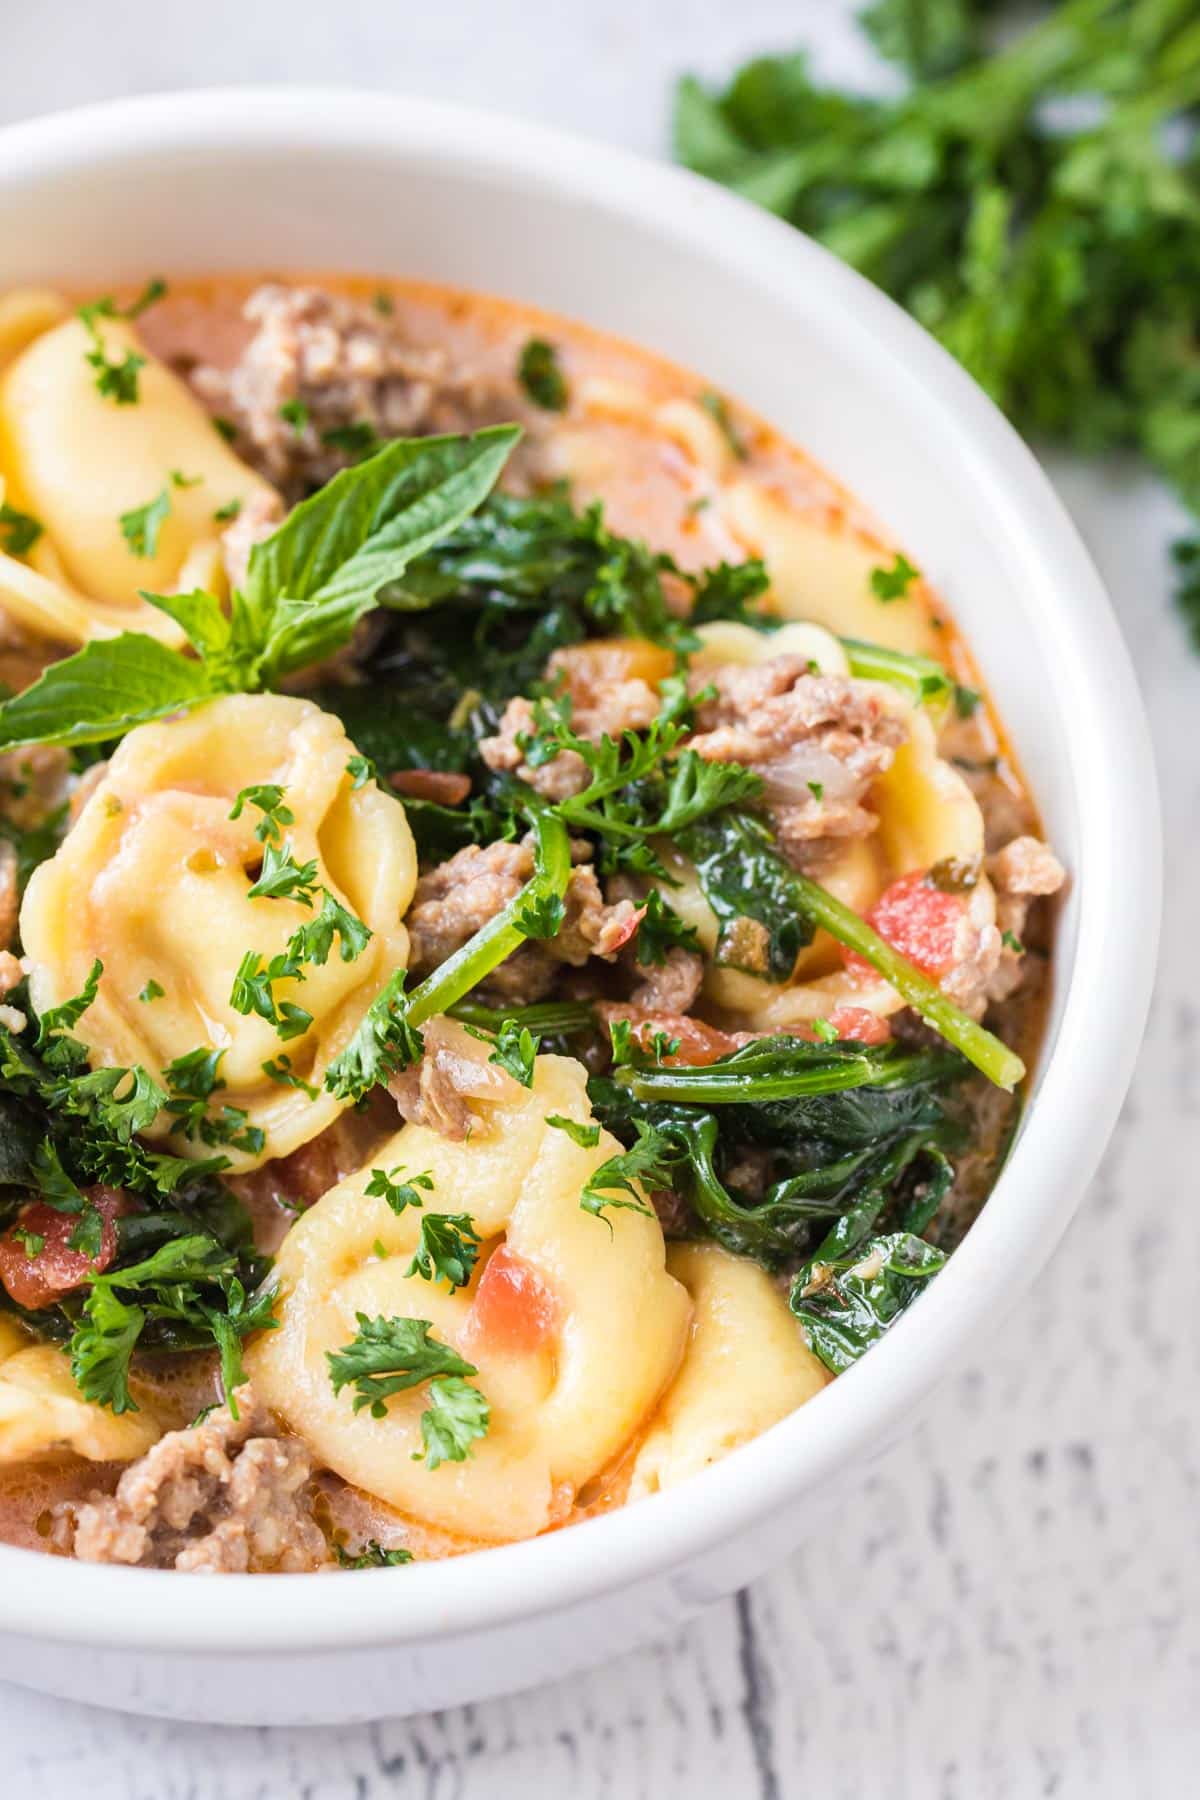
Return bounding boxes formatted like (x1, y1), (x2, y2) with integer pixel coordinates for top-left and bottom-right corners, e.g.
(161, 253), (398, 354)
(405, 1211), (481, 1292)
(790, 1230), (946, 1371)
(0, 501), (44, 558)
(333, 1538), (413, 1568)
(229, 783), (295, 844)
(417, 1376), (491, 1470)
(0, 634), (217, 751)
(869, 552), (920, 601)
(245, 426), (519, 680)
(327, 1311), (481, 1420)
(546, 1112), (602, 1148)
(579, 1119), (667, 1221)
(365, 1164), (434, 1215)
(517, 338), (569, 411)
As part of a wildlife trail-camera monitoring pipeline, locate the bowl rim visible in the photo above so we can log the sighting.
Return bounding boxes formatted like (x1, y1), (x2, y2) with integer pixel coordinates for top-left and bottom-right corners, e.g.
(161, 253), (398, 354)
(0, 85), (1160, 1652)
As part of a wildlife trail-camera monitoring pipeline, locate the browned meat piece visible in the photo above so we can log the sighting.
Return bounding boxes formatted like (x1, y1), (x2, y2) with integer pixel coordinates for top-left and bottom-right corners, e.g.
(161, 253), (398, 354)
(478, 697), (592, 801)
(0, 744), (70, 832)
(984, 835), (1066, 1003)
(479, 665), (662, 803)
(220, 487), (284, 589)
(388, 1018), (512, 1140)
(628, 945), (705, 1014)
(687, 660), (906, 864)
(191, 285), (495, 494)
(63, 1387), (327, 1573)
(987, 835), (1066, 899)
(407, 836), (640, 1007)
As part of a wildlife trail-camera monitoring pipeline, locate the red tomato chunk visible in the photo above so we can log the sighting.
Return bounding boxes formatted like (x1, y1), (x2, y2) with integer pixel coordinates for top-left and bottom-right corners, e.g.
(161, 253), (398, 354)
(843, 870), (965, 981)
(0, 1185), (126, 1311)
(467, 1245), (560, 1355)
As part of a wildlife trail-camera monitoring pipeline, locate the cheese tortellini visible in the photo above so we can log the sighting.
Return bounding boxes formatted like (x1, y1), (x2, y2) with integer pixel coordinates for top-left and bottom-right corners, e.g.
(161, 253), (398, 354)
(249, 1025), (692, 1542)
(0, 292), (277, 644)
(663, 621), (991, 1032)
(723, 480), (945, 657)
(629, 1243), (828, 1498)
(0, 1321), (162, 1465)
(20, 693), (418, 1172)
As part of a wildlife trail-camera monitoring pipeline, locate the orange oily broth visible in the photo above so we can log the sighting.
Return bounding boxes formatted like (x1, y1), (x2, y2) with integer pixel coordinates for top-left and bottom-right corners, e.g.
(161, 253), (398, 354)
(0, 273), (1047, 1560)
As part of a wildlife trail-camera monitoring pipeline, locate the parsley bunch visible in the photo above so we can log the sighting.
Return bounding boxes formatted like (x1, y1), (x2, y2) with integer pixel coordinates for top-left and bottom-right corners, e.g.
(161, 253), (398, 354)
(675, 0), (1200, 638)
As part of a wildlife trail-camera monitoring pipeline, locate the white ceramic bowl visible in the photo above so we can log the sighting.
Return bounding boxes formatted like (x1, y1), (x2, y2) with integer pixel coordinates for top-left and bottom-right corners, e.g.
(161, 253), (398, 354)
(0, 89), (1160, 1726)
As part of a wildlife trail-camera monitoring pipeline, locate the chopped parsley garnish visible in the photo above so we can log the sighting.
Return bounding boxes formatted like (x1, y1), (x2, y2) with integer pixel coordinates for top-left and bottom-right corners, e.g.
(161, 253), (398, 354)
(633, 890), (702, 968)
(0, 501), (44, 558)
(229, 783), (295, 845)
(245, 841), (320, 905)
(1001, 929), (1024, 954)
(162, 1045), (264, 1156)
(213, 496), (243, 523)
(405, 1211), (481, 1292)
(169, 469), (203, 490)
(327, 1312), (490, 1468)
(118, 488), (170, 559)
(463, 1016), (540, 1088)
(324, 968), (423, 1101)
(579, 1120), (664, 1221)
(346, 753), (377, 790)
(261, 1054), (320, 1100)
(321, 421), (381, 461)
(699, 389), (747, 460)
(372, 291), (395, 317)
(546, 1113), (602, 1149)
(333, 1538), (412, 1568)
(138, 979), (165, 1003)
(517, 337), (569, 411)
(365, 1164), (434, 1215)
(279, 399), (309, 432)
(869, 553), (920, 602)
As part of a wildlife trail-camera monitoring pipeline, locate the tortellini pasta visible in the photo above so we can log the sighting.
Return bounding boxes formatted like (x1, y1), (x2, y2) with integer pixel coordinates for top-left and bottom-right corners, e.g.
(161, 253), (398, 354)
(723, 480), (945, 657)
(629, 1243), (828, 1499)
(20, 693), (418, 1172)
(0, 294), (277, 644)
(249, 1025), (692, 1542)
(665, 620), (991, 1030)
(0, 1323), (162, 1465)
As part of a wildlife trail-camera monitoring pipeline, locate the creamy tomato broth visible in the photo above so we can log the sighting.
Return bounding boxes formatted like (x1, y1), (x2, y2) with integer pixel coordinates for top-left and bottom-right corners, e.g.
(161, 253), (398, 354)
(0, 275), (1061, 1570)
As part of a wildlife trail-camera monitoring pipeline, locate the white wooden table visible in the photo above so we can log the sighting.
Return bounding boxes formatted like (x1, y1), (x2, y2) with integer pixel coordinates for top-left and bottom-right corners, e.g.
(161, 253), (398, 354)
(2, 4), (1194, 1794)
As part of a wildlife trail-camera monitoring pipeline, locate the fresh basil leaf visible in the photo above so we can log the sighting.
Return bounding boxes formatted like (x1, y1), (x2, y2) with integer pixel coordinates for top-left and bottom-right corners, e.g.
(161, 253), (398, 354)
(0, 634), (217, 751)
(247, 427), (519, 680)
(140, 588), (233, 659)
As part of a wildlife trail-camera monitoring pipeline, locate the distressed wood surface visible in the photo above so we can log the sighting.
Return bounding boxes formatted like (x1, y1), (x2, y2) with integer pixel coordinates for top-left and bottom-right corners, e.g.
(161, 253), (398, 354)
(1, 4), (1194, 1795)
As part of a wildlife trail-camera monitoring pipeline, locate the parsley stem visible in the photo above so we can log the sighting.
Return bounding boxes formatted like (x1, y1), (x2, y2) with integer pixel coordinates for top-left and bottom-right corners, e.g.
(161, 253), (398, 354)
(406, 814), (572, 1028)
(791, 874), (1025, 1091)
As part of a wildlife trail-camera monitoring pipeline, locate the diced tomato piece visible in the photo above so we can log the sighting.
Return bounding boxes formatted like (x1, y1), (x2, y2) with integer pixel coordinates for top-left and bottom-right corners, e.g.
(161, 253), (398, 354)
(842, 870), (965, 981)
(466, 1246), (560, 1355)
(0, 1185), (127, 1311)
(799, 1006), (892, 1047)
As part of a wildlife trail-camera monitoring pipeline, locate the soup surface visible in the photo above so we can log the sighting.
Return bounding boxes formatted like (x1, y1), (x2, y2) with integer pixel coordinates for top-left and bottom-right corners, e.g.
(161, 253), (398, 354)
(0, 275), (1062, 1570)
